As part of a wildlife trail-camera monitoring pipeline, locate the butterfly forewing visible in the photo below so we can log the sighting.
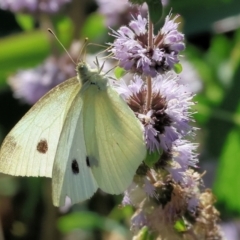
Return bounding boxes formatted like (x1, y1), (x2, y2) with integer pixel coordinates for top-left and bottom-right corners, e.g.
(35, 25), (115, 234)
(0, 77), (80, 177)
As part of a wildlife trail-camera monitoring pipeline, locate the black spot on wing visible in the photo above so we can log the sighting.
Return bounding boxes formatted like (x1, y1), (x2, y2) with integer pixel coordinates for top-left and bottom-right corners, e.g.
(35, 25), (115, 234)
(37, 139), (48, 154)
(87, 156), (99, 167)
(71, 159), (79, 174)
(86, 157), (90, 167)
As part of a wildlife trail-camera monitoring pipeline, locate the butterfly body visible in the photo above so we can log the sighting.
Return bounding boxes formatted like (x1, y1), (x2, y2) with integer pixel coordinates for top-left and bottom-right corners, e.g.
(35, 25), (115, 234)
(0, 61), (146, 206)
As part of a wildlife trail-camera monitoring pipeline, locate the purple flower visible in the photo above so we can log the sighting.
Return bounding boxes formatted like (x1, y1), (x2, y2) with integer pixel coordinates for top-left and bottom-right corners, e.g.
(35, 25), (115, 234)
(167, 139), (198, 183)
(172, 140), (198, 169)
(110, 13), (185, 77)
(113, 73), (194, 153)
(131, 210), (147, 231)
(9, 55), (75, 105)
(0, 0), (70, 13)
(144, 121), (161, 153)
(143, 178), (156, 198)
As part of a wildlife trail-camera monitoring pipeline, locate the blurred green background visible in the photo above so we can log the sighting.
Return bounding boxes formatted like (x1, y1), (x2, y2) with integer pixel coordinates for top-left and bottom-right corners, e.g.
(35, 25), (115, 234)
(1, 0), (240, 239)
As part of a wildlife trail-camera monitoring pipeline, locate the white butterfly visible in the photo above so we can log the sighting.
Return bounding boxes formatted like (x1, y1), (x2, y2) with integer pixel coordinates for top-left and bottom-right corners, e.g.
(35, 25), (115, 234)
(0, 61), (146, 206)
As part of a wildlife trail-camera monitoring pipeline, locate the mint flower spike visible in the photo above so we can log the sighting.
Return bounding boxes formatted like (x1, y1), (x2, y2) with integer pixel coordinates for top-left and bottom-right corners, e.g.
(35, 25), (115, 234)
(113, 73), (195, 154)
(110, 8), (223, 239)
(110, 13), (185, 77)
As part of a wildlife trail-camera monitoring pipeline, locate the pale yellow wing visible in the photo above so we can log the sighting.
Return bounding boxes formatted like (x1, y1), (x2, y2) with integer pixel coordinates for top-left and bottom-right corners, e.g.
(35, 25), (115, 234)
(0, 77), (80, 177)
(82, 86), (146, 194)
(52, 95), (98, 207)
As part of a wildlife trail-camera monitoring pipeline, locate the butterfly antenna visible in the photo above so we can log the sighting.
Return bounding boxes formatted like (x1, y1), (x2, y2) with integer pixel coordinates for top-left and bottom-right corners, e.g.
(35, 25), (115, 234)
(104, 52), (114, 59)
(77, 38), (89, 63)
(103, 65), (117, 76)
(48, 28), (76, 65)
(87, 43), (109, 51)
(99, 61), (105, 74)
(94, 57), (100, 69)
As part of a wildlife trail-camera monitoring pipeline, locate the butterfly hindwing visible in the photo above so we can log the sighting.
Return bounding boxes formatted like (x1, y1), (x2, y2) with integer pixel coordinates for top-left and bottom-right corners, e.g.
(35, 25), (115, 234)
(0, 77), (80, 177)
(52, 94), (98, 207)
(82, 85), (146, 194)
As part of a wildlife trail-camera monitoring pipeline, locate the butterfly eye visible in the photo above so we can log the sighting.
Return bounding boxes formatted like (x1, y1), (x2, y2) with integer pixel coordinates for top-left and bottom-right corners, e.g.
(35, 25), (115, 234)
(86, 157), (90, 167)
(36, 140), (48, 154)
(71, 159), (79, 174)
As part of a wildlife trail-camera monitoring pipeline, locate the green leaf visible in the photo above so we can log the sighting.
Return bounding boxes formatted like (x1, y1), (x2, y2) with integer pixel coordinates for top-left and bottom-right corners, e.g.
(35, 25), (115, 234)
(114, 67), (126, 79)
(128, 0), (163, 24)
(146, 0), (163, 24)
(0, 31), (50, 86)
(214, 127), (240, 213)
(58, 212), (102, 232)
(81, 13), (107, 41)
(57, 211), (128, 236)
(174, 63), (183, 74)
(174, 218), (187, 232)
(53, 16), (74, 46)
(134, 226), (154, 240)
(108, 205), (134, 221)
(15, 14), (34, 31)
(144, 149), (163, 168)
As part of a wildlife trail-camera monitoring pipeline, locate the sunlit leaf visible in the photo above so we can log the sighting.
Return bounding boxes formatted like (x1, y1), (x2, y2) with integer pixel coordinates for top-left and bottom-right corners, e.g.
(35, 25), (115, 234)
(214, 127), (240, 213)
(16, 14), (34, 31)
(81, 13), (107, 41)
(174, 218), (187, 232)
(0, 31), (50, 86)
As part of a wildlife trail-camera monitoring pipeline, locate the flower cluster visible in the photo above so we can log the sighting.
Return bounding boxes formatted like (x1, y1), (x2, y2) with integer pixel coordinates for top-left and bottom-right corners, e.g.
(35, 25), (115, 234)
(113, 70), (198, 184)
(110, 12), (223, 240)
(110, 14), (185, 77)
(0, 0), (70, 13)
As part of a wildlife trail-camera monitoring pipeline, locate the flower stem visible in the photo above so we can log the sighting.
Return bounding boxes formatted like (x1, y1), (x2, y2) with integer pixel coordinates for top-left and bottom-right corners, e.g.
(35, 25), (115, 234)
(146, 14), (153, 112)
(146, 76), (152, 112)
(148, 15), (153, 49)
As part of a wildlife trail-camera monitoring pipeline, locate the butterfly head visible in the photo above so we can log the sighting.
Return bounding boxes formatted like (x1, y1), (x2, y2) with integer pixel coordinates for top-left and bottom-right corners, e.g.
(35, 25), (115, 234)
(77, 61), (108, 91)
